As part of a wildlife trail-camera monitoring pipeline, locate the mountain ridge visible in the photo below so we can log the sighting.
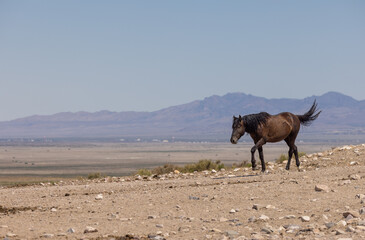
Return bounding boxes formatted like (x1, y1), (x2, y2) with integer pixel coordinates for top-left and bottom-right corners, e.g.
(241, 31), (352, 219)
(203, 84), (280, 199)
(0, 91), (364, 139)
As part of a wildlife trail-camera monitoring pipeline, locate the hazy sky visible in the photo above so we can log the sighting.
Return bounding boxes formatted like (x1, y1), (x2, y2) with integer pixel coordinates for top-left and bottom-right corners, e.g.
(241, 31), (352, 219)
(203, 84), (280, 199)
(1, 1), (364, 121)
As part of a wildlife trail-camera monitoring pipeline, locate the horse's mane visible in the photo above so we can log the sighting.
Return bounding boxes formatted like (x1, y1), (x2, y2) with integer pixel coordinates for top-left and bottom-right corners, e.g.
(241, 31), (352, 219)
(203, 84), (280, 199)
(243, 112), (270, 133)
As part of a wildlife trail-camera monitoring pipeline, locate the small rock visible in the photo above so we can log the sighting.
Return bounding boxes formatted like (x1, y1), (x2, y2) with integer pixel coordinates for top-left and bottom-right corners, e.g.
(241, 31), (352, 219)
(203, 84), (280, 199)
(360, 208), (365, 215)
(178, 225), (191, 232)
(252, 204), (265, 210)
(42, 234), (54, 238)
(343, 211), (360, 218)
(219, 217), (229, 222)
(51, 208), (57, 212)
(67, 228), (75, 233)
(156, 224), (163, 228)
(229, 209), (236, 214)
(349, 174), (361, 180)
(6, 233), (17, 237)
(325, 222), (335, 229)
(261, 227), (273, 234)
(356, 194), (365, 199)
(336, 229), (346, 235)
(84, 226), (98, 233)
(284, 215), (296, 219)
(210, 228), (222, 233)
(339, 180), (352, 186)
(189, 196), (200, 200)
(225, 230), (239, 237)
(283, 225), (301, 231)
(300, 216), (311, 222)
(337, 220), (347, 227)
(95, 194), (103, 200)
(174, 170), (180, 174)
(315, 185), (330, 192)
(148, 215), (157, 219)
(258, 215), (270, 221)
(248, 216), (257, 222)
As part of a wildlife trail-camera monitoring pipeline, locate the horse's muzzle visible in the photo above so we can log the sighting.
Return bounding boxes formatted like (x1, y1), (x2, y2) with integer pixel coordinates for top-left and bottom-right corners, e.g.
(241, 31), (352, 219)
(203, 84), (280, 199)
(230, 138), (237, 144)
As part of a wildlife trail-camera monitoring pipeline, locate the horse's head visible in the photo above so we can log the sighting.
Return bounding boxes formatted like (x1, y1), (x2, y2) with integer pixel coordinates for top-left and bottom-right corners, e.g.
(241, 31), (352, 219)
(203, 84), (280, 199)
(230, 115), (245, 144)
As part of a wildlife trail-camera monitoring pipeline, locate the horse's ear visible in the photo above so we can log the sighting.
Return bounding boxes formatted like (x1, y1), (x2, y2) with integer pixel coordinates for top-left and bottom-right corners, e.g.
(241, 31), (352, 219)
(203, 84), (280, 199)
(239, 115), (242, 120)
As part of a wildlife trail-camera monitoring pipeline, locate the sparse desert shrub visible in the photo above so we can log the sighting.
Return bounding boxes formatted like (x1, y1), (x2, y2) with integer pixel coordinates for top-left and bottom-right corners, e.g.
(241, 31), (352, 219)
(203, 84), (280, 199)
(148, 160), (225, 175)
(152, 164), (182, 175)
(87, 172), (102, 180)
(276, 152), (306, 164)
(232, 160), (252, 168)
(181, 160), (225, 173)
(136, 169), (152, 176)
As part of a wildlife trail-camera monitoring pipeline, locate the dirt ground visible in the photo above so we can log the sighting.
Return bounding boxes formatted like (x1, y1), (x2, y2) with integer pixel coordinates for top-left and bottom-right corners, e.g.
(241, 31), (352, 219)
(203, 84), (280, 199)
(1, 144), (365, 240)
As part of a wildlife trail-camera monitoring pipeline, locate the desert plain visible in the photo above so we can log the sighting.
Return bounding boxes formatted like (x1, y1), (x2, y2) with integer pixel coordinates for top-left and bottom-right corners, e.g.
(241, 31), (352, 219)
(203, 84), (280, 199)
(0, 142), (365, 240)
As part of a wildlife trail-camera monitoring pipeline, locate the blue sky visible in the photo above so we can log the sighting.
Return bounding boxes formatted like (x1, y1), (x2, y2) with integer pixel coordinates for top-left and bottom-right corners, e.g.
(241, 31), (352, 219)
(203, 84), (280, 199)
(0, 1), (364, 121)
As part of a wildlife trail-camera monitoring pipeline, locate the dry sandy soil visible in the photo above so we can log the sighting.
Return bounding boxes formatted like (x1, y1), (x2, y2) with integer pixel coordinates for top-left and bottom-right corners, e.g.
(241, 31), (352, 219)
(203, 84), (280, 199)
(1, 144), (365, 240)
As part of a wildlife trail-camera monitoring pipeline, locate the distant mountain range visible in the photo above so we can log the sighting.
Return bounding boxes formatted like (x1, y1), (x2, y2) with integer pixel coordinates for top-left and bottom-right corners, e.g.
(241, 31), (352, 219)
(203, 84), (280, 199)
(1, 91), (364, 141)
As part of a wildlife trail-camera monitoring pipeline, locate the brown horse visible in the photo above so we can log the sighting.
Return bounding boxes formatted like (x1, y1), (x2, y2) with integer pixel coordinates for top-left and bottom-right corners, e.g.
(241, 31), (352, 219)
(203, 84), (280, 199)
(230, 101), (321, 172)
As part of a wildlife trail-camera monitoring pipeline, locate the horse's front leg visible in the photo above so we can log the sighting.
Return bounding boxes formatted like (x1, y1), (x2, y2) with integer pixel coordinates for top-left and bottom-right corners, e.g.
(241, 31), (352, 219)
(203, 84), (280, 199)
(251, 138), (266, 171)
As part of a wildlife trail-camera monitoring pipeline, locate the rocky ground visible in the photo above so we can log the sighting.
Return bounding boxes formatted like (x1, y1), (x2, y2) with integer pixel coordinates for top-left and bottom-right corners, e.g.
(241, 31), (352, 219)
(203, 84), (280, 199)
(1, 144), (365, 240)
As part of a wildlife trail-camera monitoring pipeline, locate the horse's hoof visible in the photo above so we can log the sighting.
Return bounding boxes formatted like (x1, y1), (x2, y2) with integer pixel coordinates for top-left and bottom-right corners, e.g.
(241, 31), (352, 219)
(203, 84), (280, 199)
(285, 166), (290, 170)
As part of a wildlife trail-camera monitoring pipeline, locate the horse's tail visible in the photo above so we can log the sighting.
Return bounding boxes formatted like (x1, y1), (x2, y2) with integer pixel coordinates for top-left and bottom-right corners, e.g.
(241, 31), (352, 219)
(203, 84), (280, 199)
(297, 100), (321, 126)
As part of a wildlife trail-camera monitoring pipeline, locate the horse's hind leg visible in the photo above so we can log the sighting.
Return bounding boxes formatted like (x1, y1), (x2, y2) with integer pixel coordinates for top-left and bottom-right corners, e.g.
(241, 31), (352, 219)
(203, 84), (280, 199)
(286, 147), (294, 170)
(285, 134), (300, 170)
(293, 145), (300, 168)
(258, 146), (265, 172)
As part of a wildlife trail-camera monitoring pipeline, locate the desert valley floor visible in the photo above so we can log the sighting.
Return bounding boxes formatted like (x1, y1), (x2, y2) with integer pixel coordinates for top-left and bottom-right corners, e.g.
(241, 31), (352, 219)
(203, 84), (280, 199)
(0, 143), (365, 239)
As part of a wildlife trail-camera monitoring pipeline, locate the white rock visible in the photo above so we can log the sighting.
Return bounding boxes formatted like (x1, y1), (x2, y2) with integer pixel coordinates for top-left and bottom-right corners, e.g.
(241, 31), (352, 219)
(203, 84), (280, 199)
(84, 226), (98, 233)
(95, 194), (103, 200)
(300, 216), (311, 222)
(258, 215), (270, 221)
(337, 220), (347, 227)
(42, 234), (54, 238)
(229, 209), (236, 213)
(315, 184), (330, 192)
